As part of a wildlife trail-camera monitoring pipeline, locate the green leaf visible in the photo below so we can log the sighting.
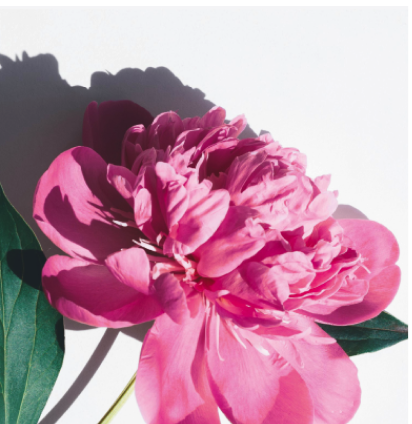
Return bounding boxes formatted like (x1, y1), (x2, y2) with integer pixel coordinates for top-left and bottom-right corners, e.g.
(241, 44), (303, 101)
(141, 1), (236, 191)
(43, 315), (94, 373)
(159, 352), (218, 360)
(318, 311), (408, 356)
(0, 184), (64, 424)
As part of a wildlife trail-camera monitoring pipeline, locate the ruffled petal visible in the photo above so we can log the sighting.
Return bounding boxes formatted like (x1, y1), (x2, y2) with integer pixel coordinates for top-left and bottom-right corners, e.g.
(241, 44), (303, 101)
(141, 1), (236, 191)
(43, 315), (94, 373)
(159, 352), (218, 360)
(42, 255), (162, 328)
(300, 220), (401, 325)
(136, 295), (219, 424)
(82, 100), (153, 165)
(338, 219), (400, 276)
(33, 147), (140, 263)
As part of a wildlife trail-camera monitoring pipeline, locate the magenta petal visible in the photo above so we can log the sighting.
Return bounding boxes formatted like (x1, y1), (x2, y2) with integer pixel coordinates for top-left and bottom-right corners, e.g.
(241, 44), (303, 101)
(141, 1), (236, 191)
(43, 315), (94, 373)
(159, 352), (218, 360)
(105, 247), (151, 294)
(33, 147), (139, 263)
(136, 296), (219, 424)
(196, 206), (265, 278)
(82, 100), (153, 165)
(268, 320), (361, 424)
(42, 255), (162, 327)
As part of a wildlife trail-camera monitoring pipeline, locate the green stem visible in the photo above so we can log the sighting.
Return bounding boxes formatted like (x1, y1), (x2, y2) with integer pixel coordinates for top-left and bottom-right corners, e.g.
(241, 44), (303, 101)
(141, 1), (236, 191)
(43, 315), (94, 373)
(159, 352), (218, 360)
(98, 372), (137, 424)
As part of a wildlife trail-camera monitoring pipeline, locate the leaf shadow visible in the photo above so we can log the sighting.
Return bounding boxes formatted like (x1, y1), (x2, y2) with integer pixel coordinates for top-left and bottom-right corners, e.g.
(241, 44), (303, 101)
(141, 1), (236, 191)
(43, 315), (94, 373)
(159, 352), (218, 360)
(6, 249), (46, 291)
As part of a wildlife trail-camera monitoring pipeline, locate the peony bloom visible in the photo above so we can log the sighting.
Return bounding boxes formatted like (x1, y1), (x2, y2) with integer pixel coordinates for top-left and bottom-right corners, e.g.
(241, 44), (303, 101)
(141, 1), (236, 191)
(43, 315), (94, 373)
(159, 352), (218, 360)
(34, 101), (400, 424)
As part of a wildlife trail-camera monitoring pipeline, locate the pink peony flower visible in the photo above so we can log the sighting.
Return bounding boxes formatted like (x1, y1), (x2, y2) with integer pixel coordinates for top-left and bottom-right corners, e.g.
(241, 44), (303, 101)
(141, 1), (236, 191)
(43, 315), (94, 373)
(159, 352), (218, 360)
(34, 101), (400, 424)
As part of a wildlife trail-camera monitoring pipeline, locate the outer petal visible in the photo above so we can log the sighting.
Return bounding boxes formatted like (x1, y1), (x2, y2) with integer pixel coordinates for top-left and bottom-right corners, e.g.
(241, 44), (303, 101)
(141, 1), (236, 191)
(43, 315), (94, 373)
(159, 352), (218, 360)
(105, 247), (151, 294)
(301, 219), (401, 325)
(206, 311), (299, 424)
(33, 147), (140, 263)
(267, 319), (361, 424)
(196, 206), (265, 278)
(136, 295), (219, 424)
(82, 100), (153, 165)
(42, 255), (162, 328)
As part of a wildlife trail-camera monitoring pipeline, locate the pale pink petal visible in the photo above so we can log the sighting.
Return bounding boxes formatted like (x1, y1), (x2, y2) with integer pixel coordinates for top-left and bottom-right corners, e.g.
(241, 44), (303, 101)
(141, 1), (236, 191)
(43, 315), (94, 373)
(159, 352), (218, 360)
(105, 247), (151, 294)
(267, 319), (361, 424)
(33, 147), (139, 263)
(196, 206), (265, 278)
(42, 255), (162, 327)
(136, 296), (219, 424)
(82, 100), (153, 165)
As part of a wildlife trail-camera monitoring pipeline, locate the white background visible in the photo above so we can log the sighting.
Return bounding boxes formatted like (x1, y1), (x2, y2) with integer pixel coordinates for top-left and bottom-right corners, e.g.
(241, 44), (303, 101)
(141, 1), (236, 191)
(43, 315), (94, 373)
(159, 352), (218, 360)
(0, 7), (407, 424)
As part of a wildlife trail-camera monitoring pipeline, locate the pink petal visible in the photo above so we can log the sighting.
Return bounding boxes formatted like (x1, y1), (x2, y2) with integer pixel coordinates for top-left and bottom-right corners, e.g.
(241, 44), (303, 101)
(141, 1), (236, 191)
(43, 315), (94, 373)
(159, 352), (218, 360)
(267, 319), (361, 424)
(136, 295), (219, 424)
(164, 184), (230, 256)
(33, 147), (139, 263)
(196, 206), (265, 278)
(338, 219), (400, 276)
(302, 265), (400, 325)
(82, 100), (153, 165)
(107, 164), (136, 206)
(206, 311), (294, 424)
(228, 114), (247, 138)
(262, 367), (314, 424)
(153, 273), (187, 324)
(105, 247), (151, 294)
(301, 219), (401, 325)
(199, 106), (226, 128)
(121, 125), (146, 168)
(42, 255), (162, 327)
(155, 162), (189, 229)
(148, 111), (184, 150)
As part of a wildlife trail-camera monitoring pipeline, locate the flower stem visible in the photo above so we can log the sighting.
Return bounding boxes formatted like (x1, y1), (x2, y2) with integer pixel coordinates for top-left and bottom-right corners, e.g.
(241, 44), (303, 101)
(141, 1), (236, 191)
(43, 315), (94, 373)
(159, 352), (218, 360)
(98, 372), (137, 424)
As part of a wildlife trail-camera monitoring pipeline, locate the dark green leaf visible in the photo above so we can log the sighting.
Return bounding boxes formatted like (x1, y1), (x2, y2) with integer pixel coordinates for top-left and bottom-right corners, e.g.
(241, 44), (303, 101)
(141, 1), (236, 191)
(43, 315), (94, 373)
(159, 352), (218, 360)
(0, 184), (64, 424)
(318, 311), (408, 356)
